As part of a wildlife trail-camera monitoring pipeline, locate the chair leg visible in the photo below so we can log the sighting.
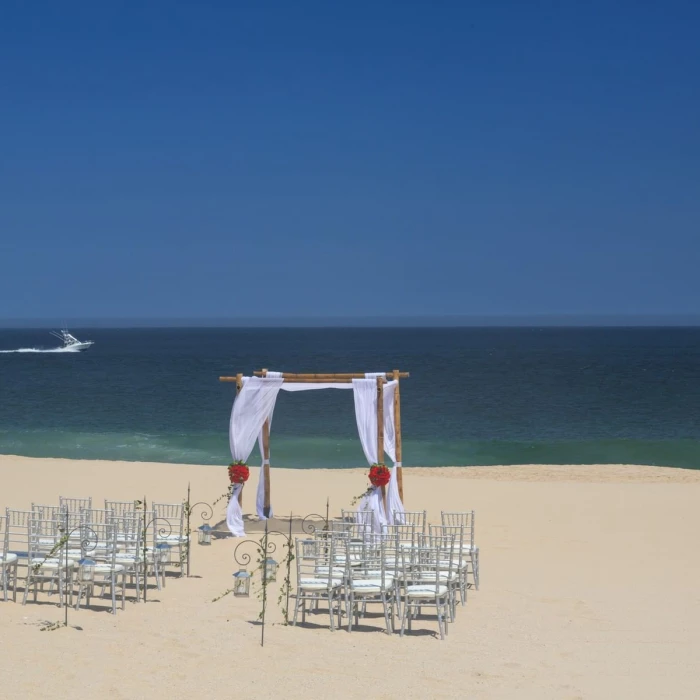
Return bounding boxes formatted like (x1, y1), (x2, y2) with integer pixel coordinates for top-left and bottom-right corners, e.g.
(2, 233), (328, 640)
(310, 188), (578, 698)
(292, 592), (301, 626)
(382, 593), (392, 635)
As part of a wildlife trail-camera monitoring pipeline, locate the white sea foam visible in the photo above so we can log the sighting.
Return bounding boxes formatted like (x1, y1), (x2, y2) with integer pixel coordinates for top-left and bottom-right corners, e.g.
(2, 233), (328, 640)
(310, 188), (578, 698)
(0, 346), (80, 354)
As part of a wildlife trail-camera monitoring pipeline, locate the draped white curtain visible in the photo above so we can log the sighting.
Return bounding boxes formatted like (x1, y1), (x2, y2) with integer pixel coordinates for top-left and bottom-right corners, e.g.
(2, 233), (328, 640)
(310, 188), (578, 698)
(353, 378), (385, 532)
(381, 381), (405, 521)
(352, 378), (378, 465)
(227, 377), (283, 536)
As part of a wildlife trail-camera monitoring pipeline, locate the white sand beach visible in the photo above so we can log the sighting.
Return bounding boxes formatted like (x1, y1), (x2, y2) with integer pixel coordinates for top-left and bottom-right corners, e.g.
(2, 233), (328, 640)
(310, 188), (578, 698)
(1, 455), (700, 699)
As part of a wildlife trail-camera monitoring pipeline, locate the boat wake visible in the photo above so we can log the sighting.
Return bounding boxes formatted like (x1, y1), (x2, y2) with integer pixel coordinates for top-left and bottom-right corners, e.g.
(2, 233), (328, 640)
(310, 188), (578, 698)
(0, 346), (81, 354)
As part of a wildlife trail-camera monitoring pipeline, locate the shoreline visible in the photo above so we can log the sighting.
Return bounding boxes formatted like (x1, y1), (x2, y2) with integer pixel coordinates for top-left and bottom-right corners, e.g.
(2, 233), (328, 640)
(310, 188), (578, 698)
(3, 453), (700, 483)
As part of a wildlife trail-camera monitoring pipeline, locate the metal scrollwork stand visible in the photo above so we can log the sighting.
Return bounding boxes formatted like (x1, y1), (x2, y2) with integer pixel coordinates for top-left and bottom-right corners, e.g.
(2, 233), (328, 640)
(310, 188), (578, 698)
(232, 500), (331, 647)
(32, 513), (99, 629)
(184, 483), (214, 577)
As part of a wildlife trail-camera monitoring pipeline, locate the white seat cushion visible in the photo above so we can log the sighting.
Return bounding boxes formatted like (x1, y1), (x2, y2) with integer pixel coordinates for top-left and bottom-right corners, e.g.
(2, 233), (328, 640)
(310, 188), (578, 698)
(30, 557), (74, 569)
(299, 577), (341, 590)
(93, 563), (126, 574)
(0, 553), (18, 565)
(350, 578), (392, 593)
(405, 584), (448, 598)
(365, 570), (395, 582)
(314, 566), (346, 577)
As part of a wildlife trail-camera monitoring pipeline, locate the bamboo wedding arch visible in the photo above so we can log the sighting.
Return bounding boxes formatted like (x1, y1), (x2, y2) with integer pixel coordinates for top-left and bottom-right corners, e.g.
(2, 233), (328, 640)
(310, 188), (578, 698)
(219, 369), (409, 516)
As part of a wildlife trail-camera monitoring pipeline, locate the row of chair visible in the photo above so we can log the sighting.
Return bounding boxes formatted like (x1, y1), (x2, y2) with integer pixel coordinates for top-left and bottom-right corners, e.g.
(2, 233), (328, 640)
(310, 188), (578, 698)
(293, 510), (479, 639)
(0, 498), (190, 614)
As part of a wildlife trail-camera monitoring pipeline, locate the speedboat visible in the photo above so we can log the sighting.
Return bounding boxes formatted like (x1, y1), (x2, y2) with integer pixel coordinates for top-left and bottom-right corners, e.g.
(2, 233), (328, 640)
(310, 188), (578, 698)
(49, 329), (94, 352)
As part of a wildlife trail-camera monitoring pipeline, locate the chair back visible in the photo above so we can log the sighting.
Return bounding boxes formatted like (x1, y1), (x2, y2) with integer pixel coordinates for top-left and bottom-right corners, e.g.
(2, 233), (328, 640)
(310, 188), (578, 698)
(152, 503), (185, 537)
(80, 508), (114, 526)
(441, 511), (475, 548)
(384, 523), (416, 550)
(5, 509), (32, 558)
(105, 500), (139, 517)
(60, 496), (92, 513)
(341, 509), (377, 533)
(393, 509), (426, 533)
(295, 535), (339, 591)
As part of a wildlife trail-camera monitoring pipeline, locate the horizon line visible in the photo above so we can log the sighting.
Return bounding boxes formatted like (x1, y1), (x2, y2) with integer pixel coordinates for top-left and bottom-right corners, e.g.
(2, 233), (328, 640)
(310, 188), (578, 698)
(2, 314), (700, 329)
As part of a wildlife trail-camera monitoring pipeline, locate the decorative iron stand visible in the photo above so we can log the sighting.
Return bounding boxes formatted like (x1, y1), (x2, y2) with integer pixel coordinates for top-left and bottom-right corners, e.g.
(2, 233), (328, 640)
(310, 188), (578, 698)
(232, 501), (330, 648)
(184, 483), (214, 577)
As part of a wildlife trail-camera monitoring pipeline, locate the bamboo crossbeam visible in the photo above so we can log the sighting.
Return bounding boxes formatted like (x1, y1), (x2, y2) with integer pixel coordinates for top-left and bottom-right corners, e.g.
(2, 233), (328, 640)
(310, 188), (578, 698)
(252, 371), (410, 379)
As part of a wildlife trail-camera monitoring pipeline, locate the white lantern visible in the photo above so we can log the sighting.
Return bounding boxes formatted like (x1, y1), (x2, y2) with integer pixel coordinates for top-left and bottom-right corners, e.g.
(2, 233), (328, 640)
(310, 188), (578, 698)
(78, 557), (96, 583)
(233, 568), (251, 597)
(156, 543), (171, 565)
(263, 557), (278, 584)
(198, 524), (212, 546)
(301, 539), (316, 558)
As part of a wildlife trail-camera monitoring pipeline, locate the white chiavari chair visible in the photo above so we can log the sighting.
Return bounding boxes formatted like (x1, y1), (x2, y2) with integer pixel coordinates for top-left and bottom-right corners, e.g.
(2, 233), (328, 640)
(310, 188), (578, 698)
(1, 515), (19, 602)
(441, 511), (479, 590)
(152, 502), (188, 577)
(23, 516), (75, 606)
(430, 524), (467, 609)
(292, 536), (343, 631)
(79, 520), (126, 614)
(343, 534), (395, 634)
(114, 514), (146, 601)
(5, 508), (33, 591)
(398, 536), (455, 640)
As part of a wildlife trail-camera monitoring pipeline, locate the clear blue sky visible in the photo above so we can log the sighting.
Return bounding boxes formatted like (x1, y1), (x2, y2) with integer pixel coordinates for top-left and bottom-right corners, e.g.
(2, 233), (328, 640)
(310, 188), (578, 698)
(1, 1), (699, 321)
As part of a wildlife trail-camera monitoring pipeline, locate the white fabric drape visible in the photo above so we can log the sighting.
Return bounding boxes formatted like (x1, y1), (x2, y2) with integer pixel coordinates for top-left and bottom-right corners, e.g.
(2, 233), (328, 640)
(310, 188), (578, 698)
(229, 377), (284, 461)
(381, 380), (405, 522)
(225, 484), (245, 537)
(352, 378), (378, 465)
(353, 378), (386, 532)
(227, 376), (283, 536)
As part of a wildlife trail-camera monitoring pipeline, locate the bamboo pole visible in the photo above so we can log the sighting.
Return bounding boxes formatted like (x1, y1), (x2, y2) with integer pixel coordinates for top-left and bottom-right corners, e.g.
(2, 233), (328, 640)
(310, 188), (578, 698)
(262, 419), (271, 517)
(376, 376), (387, 517)
(260, 369), (272, 518)
(392, 369), (404, 502)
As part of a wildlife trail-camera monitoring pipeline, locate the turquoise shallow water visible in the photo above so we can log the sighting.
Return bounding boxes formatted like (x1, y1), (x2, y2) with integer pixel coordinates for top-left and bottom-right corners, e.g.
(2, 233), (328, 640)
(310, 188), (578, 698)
(1, 327), (700, 469)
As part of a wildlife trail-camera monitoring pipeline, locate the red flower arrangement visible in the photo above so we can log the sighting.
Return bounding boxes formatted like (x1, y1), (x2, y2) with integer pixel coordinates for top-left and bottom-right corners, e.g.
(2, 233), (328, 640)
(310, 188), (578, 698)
(228, 461), (250, 484)
(369, 463), (391, 488)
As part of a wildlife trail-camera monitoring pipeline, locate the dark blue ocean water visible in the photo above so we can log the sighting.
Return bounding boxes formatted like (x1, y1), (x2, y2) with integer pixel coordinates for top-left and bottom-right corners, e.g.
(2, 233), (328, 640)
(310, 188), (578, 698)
(1, 327), (700, 469)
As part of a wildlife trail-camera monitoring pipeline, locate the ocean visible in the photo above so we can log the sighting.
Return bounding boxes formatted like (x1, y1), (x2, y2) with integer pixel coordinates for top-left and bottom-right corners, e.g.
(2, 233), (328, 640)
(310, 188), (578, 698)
(1, 327), (699, 469)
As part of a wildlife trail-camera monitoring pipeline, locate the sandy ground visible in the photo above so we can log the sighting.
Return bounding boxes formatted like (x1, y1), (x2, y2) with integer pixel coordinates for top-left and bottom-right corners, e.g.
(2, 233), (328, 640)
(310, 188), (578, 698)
(1, 455), (700, 699)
